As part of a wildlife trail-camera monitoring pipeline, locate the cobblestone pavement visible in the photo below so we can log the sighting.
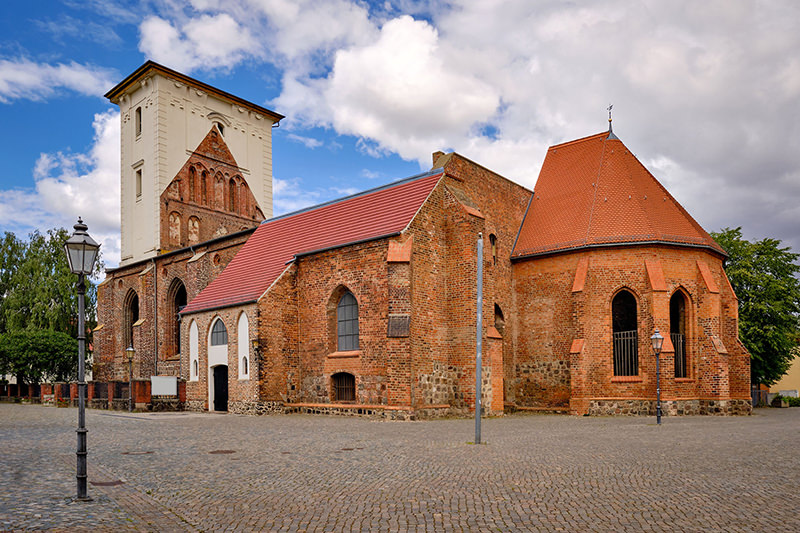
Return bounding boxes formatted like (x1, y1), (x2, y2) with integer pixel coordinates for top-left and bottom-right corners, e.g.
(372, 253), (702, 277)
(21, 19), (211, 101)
(1, 404), (798, 532)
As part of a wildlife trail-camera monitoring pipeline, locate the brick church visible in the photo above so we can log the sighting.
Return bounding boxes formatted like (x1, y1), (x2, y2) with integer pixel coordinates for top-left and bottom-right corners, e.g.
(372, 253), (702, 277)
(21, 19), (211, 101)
(94, 62), (751, 417)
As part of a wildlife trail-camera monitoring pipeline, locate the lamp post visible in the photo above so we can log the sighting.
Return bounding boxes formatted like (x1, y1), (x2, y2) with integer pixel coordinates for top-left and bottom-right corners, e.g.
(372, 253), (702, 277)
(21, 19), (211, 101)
(64, 217), (100, 501)
(126, 346), (135, 413)
(651, 329), (664, 425)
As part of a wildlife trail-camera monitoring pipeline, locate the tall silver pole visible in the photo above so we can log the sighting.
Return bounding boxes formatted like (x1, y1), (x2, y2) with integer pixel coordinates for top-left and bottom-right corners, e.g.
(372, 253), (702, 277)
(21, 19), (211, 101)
(475, 233), (483, 444)
(76, 274), (89, 500)
(656, 353), (662, 425)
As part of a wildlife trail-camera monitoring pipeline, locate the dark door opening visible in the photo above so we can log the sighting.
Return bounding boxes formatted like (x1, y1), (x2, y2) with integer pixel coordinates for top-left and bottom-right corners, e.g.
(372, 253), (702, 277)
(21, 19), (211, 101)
(213, 365), (228, 412)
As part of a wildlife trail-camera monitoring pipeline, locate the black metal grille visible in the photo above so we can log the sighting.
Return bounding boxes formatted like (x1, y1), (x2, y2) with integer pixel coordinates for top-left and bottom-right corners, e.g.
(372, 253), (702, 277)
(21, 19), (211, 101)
(613, 330), (639, 376)
(333, 373), (355, 402)
(672, 333), (687, 378)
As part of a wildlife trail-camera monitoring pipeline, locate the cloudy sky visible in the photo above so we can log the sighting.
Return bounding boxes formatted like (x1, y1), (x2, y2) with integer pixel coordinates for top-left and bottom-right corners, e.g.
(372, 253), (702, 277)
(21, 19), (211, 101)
(1, 0), (798, 268)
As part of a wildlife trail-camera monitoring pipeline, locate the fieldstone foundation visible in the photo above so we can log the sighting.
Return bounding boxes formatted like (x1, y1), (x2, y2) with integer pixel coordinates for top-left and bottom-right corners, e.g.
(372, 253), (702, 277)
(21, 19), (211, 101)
(589, 398), (752, 416)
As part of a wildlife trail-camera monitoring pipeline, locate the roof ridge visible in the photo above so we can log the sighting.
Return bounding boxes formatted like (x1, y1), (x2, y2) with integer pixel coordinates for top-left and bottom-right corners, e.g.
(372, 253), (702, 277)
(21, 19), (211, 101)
(264, 168), (445, 225)
(549, 131), (608, 150)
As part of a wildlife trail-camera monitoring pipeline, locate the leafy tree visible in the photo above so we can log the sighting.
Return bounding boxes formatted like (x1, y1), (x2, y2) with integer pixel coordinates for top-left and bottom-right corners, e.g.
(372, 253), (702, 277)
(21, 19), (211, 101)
(712, 227), (800, 386)
(0, 330), (80, 384)
(1, 227), (102, 336)
(0, 232), (24, 333)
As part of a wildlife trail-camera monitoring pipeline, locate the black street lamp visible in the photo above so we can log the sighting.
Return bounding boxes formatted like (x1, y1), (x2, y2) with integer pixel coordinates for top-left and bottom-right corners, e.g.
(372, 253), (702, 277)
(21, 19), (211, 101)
(64, 218), (100, 501)
(126, 346), (135, 413)
(651, 329), (664, 425)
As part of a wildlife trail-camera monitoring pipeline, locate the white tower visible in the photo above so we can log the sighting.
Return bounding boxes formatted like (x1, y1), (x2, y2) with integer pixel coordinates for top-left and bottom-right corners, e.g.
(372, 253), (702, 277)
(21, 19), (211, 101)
(105, 62), (283, 266)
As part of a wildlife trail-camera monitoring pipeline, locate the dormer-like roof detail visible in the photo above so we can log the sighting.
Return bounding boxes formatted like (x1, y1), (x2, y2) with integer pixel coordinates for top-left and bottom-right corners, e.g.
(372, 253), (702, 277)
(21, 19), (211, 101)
(512, 132), (725, 259)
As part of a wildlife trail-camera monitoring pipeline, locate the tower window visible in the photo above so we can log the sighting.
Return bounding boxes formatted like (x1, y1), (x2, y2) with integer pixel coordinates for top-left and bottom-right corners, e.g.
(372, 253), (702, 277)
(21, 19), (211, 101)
(135, 169), (142, 199)
(135, 107), (142, 137)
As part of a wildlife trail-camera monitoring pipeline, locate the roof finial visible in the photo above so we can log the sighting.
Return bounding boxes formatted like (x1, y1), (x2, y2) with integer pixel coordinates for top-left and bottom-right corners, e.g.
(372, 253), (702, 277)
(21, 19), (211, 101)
(606, 104), (619, 140)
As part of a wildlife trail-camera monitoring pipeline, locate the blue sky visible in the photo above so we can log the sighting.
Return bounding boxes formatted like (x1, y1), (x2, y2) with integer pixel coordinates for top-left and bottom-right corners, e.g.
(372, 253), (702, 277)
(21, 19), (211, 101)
(2, 1), (799, 268)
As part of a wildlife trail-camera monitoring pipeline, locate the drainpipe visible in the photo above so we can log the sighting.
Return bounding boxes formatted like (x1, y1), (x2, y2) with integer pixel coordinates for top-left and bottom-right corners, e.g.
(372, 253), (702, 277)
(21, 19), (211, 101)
(152, 258), (158, 376)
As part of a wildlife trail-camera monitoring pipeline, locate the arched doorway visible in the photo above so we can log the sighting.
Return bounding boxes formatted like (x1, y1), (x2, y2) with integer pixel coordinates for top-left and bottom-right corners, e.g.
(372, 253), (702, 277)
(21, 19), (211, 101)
(208, 318), (229, 412)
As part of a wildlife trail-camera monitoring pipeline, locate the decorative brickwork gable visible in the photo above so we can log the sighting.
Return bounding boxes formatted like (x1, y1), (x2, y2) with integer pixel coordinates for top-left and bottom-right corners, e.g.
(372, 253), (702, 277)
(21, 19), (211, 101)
(159, 126), (263, 252)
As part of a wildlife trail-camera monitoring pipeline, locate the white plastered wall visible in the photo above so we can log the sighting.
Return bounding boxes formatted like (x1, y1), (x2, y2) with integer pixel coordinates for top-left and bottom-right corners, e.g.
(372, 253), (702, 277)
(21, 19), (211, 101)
(116, 71), (276, 266)
(237, 313), (249, 380)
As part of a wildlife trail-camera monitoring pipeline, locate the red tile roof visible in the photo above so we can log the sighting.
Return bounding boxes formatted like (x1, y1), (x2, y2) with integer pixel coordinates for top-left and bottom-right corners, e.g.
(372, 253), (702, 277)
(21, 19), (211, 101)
(181, 170), (443, 315)
(512, 132), (725, 258)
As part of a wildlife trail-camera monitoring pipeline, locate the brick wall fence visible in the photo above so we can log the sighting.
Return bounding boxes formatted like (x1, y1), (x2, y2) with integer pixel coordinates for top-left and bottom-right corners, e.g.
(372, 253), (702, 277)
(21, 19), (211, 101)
(0, 380), (186, 411)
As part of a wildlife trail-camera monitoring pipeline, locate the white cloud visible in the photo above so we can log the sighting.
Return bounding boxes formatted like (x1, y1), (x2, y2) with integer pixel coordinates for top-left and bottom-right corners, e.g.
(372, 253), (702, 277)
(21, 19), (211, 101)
(0, 59), (116, 103)
(286, 133), (323, 149)
(138, 14), (258, 72)
(0, 110), (121, 266)
(126, 0), (800, 254)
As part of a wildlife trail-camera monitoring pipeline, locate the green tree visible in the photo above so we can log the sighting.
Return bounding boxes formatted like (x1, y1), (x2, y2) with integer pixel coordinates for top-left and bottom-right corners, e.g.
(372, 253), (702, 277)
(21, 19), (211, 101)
(1, 227), (101, 336)
(712, 227), (800, 386)
(0, 330), (80, 384)
(0, 231), (24, 333)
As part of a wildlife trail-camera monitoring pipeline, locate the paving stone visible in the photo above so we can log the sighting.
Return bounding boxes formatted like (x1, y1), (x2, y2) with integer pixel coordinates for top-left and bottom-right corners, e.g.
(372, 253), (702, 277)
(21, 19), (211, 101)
(0, 404), (798, 532)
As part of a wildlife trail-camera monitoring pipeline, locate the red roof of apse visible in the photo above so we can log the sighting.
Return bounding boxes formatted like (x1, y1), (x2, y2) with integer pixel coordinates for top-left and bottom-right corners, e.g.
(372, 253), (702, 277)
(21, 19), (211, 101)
(181, 170), (443, 315)
(512, 132), (725, 258)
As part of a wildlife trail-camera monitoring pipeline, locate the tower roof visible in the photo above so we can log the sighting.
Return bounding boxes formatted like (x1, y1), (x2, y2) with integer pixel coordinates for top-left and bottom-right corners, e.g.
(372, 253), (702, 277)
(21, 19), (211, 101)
(105, 61), (284, 123)
(181, 169), (443, 315)
(512, 132), (725, 259)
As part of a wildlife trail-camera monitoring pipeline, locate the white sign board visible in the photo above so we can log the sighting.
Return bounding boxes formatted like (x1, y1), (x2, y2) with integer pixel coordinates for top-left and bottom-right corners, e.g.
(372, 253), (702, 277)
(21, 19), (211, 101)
(151, 375), (178, 396)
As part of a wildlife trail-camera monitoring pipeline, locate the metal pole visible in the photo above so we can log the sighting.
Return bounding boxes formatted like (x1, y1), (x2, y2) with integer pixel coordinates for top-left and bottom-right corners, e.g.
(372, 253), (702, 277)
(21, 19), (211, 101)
(129, 355), (133, 413)
(76, 274), (90, 500)
(475, 233), (483, 444)
(656, 353), (662, 425)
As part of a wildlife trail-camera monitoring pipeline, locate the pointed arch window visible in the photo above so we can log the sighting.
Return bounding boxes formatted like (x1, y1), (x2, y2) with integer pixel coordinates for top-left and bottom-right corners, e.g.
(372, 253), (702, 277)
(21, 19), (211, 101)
(210, 319), (228, 346)
(168, 280), (187, 356)
(670, 291), (688, 378)
(337, 291), (359, 351)
(612, 290), (638, 376)
(228, 178), (237, 212)
(124, 290), (139, 350)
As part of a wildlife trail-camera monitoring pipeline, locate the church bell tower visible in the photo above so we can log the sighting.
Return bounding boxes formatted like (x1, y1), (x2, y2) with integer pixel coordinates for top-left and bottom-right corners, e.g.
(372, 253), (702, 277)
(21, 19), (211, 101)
(105, 61), (283, 266)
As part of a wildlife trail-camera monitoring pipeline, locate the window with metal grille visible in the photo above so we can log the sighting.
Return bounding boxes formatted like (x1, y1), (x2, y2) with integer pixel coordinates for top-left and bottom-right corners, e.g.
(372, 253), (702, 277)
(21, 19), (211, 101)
(612, 290), (638, 376)
(332, 372), (355, 402)
(210, 319), (228, 346)
(337, 291), (359, 351)
(670, 291), (688, 378)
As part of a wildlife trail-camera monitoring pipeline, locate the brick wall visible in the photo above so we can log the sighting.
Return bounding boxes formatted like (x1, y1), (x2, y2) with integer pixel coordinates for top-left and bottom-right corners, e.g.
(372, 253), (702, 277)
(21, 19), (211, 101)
(94, 230), (252, 382)
(512, 244), (750, 415)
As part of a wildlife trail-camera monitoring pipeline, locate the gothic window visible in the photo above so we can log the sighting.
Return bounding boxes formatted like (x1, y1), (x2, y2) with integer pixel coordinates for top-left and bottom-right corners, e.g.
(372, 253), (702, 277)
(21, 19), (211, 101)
(188, 216), (200, 244)
(612, 290), (638, 376)
(201, 171), (208, 205)
(168, 279), (187, 357)
(168, 212), (181, 246)
(210, 319), (228, 346)
(670, 291), (689, 378)
(229, 178), (237, 212)
(189, 320), (199, 381)
(332, 372), (355, 402)
(489, 234), (497, 265)
(189, 167), (196, 202)
(124, 290), (139, 350)
(238, 313), (249, 380)
(337, 291), (359, 351)
(494, 303), (505, 335)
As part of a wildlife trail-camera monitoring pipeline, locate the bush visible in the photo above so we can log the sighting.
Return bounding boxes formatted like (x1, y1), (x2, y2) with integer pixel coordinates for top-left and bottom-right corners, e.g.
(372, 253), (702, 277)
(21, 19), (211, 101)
(787, 396), (800, 407)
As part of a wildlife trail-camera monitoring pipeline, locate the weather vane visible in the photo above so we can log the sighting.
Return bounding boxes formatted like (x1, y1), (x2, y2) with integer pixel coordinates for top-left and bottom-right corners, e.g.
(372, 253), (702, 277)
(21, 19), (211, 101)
(607, 104), (613, 125)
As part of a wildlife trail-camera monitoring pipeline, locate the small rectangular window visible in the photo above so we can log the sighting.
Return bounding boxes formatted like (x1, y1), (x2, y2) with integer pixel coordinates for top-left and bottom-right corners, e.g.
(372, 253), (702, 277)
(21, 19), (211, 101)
(135, 169), (142, 198)
(135, 107), (142, 136)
